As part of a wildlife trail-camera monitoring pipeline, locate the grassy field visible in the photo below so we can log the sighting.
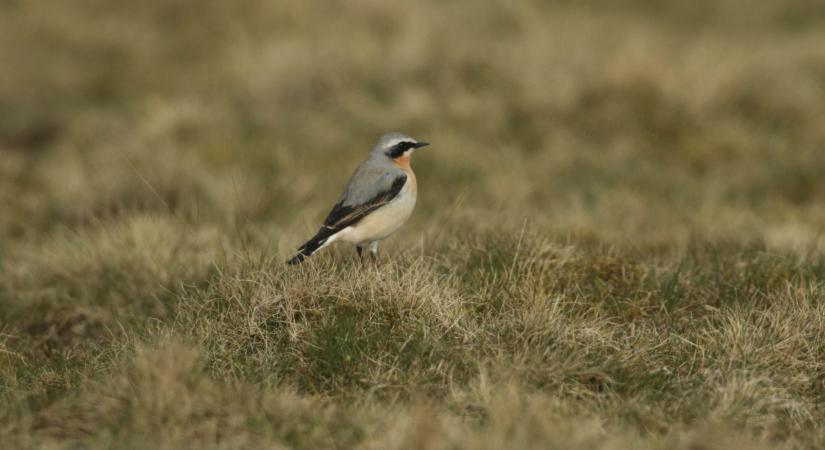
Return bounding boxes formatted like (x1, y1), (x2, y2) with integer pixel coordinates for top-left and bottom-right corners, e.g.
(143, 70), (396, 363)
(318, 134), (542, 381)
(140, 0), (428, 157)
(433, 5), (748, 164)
(2, 0), (825, 448)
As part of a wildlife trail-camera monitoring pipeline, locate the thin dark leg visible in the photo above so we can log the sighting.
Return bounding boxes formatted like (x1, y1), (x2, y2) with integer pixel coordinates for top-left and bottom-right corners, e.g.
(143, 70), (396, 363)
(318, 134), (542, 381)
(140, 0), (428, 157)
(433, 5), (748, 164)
(356, 246), (367, 265)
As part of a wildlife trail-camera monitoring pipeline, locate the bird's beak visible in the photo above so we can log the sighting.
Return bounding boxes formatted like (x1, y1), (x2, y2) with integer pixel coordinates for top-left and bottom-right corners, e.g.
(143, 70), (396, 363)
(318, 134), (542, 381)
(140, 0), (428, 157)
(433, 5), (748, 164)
(413, 142), (430, 149)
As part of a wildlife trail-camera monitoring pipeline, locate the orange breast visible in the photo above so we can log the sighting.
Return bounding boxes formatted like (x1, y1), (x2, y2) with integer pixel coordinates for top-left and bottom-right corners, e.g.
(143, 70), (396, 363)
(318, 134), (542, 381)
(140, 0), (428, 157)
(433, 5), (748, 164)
(392, 154), (411, 169)
(392, 154), (416, 183)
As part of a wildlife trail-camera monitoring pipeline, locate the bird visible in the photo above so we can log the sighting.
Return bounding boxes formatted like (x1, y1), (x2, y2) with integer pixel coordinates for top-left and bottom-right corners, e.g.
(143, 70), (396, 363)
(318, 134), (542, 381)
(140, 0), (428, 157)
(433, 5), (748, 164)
(287, 132), (430, 265)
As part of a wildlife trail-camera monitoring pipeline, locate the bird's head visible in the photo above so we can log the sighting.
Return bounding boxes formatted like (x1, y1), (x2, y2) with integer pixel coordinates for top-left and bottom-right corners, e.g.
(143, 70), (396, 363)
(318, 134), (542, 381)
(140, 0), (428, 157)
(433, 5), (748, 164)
(373, 132), (430, 164)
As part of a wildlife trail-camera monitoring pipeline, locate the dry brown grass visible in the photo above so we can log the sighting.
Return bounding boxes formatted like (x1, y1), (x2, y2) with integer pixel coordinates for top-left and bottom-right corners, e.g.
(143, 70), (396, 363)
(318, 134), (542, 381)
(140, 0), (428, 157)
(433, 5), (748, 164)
(2, 0), (825, 448)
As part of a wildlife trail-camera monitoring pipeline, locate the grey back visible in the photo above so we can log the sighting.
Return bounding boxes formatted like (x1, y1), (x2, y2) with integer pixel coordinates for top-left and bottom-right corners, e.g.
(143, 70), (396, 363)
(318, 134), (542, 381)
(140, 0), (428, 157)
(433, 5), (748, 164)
(335, 132), (417, 207)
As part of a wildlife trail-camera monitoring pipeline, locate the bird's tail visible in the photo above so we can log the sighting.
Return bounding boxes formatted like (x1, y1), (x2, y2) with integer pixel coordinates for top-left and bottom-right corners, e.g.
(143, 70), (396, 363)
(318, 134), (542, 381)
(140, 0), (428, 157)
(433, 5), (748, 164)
(286, 229), (333, 265)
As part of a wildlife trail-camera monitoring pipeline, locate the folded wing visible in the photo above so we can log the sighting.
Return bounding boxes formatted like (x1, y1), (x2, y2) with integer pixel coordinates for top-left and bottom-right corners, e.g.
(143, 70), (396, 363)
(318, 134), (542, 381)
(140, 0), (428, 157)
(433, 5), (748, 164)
(323, 171), (408, 232)
(287, 170), (407, 265)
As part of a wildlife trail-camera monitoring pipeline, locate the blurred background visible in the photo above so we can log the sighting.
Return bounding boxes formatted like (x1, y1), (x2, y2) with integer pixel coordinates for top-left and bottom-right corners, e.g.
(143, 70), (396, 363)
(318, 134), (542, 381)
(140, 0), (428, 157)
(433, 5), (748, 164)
(3, 1), (825, 447)
(2, 0), (824, 253)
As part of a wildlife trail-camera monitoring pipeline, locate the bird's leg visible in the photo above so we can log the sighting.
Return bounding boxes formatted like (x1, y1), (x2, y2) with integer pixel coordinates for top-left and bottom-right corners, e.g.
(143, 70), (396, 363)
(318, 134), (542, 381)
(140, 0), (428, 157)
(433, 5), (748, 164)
(368, 241), (379, 264)
(356, 245), (367, 265)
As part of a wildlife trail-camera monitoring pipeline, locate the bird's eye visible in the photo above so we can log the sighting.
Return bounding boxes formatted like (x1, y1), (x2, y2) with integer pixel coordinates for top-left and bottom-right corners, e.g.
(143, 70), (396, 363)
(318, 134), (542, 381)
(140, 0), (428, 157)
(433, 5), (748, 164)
(387, 142), (413, 158)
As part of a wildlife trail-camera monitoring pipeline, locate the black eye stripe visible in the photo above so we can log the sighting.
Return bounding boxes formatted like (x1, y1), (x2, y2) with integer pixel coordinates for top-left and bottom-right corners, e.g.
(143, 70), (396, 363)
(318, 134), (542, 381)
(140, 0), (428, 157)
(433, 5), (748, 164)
(386, 141), (416, 158)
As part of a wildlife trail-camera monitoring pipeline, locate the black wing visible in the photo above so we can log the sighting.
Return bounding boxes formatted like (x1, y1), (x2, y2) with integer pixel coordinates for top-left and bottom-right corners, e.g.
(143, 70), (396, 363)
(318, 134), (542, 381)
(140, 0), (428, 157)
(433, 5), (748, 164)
(322, 173), (407, 233)
(286, 172), (407, 265)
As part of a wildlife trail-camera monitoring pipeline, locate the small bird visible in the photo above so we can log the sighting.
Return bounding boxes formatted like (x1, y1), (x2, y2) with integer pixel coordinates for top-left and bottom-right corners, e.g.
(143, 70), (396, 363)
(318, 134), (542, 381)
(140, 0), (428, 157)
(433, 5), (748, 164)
(287, 132), (430, 265)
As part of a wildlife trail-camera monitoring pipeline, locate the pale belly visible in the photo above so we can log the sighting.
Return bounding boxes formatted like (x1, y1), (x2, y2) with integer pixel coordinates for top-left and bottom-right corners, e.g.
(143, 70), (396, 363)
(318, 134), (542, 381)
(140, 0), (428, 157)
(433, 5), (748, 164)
(333, 183), (417, 245)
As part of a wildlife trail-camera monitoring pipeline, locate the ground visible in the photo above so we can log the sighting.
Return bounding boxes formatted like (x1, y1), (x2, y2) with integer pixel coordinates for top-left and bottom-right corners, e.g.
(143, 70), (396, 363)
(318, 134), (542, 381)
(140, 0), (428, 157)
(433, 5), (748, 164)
(2, 0), (825, 448)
